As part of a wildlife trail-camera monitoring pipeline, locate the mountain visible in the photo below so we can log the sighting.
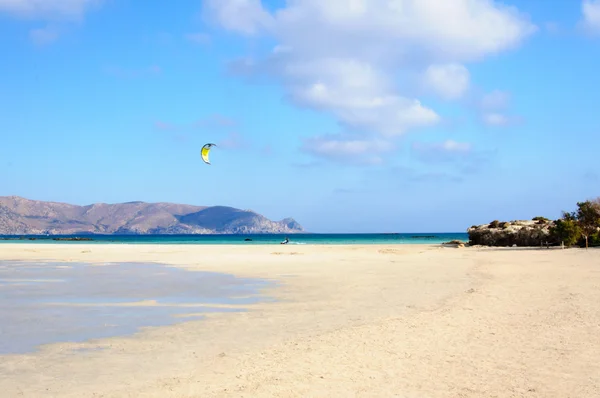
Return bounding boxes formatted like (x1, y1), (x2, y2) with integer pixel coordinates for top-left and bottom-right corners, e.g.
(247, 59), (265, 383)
(0, 196), (304, 235)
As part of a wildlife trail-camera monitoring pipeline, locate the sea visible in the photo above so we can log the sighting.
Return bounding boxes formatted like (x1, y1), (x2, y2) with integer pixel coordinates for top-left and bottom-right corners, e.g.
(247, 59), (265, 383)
(0, 233), (469, 245)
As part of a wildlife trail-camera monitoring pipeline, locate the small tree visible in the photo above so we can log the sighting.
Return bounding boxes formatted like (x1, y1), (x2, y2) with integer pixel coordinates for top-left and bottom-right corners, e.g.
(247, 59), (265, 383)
(550, 217), (581, 247)
(575, 198), (600, 249)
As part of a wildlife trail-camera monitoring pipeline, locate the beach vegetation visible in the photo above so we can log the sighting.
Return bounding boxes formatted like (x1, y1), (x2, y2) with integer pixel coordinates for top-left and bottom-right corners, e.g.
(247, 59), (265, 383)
(575, 198), (600, 249)
(549, 218), (581, 247)
(489, 220), (500, 228)
(551, 198), (600, 248)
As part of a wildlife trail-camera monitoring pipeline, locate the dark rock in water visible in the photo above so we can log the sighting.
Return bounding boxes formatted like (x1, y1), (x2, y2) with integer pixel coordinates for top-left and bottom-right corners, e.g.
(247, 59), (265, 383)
(442, 239), (467, 248)
(411, 235), (436, 239)
(244, 238), (252, 241)
(443, 240), (467, 245)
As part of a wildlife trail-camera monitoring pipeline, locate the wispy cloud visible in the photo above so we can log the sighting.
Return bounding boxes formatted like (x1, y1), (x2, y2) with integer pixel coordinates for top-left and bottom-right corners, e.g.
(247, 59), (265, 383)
(544, 21), (562, 35)
(476, 89), (522, 127)
(411, 140), (472, 163)
(216, 132), (247, 149)
(261, 145), (273, 156)
(154, 114), (237, 135)
(153, 114), (246, 147)
(194, 113), (236, 128)
(300, 133), (395, 166)
(105, 65), (162, 79)
(379, 165), (466, 187)
(185, 32), (211, 45)
(410, 139), (495, 176)
(29, 25), (59, 46)
(0, 0), (103, 43)
(0, 0), (102, 20)
(584, 170), (599, 182)
(154, 121), (178, 132)
(152, 121), (190, 143)
(291, 160), (324, 169)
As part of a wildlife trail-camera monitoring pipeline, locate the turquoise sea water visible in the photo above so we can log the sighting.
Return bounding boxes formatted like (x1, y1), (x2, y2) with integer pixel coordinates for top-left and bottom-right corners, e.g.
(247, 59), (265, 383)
(0, 233), (469, 245)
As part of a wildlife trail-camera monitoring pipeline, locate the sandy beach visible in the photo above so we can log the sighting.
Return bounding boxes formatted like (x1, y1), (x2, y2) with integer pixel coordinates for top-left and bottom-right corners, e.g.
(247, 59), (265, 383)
(0, 243), (599, 397)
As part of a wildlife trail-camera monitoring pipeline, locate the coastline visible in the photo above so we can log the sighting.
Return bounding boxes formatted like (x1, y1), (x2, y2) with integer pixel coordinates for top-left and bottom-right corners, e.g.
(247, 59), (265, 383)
(0, 232), (470, 246)
(1, 243), (598, 397)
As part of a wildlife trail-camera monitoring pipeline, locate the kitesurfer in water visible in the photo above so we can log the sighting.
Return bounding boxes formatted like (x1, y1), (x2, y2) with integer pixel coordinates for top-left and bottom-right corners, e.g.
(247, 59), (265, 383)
(281, 236), (289, 244)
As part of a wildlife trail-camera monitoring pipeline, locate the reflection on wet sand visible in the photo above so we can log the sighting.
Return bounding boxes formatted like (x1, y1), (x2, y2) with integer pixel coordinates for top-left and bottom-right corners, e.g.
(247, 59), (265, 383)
(0, 261), (275, 354)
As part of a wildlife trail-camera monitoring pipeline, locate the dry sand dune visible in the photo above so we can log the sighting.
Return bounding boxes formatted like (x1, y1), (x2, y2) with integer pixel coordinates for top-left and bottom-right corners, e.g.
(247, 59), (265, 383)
(0, 244), (598, 397)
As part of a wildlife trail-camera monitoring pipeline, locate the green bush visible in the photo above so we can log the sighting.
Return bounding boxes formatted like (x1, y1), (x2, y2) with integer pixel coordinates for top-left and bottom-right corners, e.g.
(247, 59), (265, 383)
(590, 232), (600, 246)
(489, 220), (500, 228)
(549, 218), (582, 247)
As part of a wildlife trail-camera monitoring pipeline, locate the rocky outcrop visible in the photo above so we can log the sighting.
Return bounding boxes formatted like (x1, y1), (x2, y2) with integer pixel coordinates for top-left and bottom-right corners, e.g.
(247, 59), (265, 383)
(467, 218), (555, 247)
(442, 240), (468, 248)
(0, 196), (304, 235)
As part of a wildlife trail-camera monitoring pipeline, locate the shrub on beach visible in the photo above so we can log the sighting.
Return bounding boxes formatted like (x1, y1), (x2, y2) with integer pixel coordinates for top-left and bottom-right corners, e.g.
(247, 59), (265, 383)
(549, 198), (600, 248)
(468, 197), (600, 247)
(549, 218), (581, 247)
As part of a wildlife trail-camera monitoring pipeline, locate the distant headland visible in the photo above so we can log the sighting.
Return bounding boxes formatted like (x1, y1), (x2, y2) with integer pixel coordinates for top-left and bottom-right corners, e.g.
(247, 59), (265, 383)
(0, 196), (303, 235)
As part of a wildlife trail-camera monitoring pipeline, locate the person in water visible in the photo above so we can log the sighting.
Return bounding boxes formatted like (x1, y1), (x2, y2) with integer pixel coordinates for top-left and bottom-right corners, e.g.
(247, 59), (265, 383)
(281, 236), (289, 244)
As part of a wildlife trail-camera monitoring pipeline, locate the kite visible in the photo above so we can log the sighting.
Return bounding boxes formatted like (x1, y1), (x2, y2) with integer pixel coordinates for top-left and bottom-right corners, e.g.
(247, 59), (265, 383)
(201, 143), (216, 165)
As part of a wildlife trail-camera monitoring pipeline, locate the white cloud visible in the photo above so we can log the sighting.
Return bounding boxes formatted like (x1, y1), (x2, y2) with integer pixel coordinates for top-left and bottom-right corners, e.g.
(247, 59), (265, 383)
(422, 63), (470, 100)
(203, 0), (273, 35)
(581, 0), (600, 34)
(206, 0), (536, 162)
(301, 134), (395, 165)
(286, 58), (441, 137)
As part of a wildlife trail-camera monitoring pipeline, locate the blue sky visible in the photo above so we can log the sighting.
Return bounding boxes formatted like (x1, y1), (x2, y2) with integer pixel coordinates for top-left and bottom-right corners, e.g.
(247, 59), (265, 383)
(1, 0), (599, 233)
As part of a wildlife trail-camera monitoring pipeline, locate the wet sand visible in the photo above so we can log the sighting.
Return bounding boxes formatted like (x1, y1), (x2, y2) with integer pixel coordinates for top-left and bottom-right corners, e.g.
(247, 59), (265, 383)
(0, 260), (272, 355)
(0, 243), (599, 397)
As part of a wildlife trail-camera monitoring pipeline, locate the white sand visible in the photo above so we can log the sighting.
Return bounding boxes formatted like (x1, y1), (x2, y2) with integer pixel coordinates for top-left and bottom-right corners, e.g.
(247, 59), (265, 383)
(0, 243), (599, 397)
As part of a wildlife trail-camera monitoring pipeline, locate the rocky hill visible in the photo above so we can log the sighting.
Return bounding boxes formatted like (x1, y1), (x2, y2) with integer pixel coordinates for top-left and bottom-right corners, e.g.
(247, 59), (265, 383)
(467, 217), (554, 247)
(0, 196), (304, 235)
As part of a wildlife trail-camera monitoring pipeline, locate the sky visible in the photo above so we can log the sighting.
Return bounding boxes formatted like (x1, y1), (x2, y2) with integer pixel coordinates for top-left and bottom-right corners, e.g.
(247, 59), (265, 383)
(1, 0), (599, 233)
